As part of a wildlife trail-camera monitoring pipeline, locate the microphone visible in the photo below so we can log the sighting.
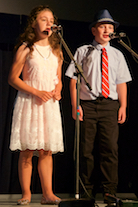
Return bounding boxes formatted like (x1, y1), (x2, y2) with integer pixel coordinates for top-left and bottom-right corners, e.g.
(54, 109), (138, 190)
(109, 32), (126, 39)
(51, 24), (62, 32)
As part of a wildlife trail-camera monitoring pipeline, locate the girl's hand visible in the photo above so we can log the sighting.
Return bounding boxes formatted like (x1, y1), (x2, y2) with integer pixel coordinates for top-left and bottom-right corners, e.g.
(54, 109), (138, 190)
(52, 84), (62, 101)
(36, 90), (54, 102)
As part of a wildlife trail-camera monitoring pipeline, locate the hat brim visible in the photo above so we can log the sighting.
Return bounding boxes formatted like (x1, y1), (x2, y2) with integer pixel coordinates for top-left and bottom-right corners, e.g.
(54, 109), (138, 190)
(89, 20), (120, 30)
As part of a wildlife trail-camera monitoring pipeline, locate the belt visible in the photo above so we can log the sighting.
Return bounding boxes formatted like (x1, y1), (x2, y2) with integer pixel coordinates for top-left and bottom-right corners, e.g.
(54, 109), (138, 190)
(96, 97), (113, 101)
(81, 97), (113, 103)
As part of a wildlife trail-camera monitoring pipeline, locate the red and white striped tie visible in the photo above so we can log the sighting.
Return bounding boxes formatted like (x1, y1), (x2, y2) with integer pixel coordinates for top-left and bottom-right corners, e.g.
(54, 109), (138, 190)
(102, 48), (109, 98)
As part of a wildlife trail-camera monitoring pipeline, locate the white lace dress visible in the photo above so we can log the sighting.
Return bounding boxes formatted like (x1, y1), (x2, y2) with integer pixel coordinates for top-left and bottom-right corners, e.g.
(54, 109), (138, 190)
(9, 44), (64, 154)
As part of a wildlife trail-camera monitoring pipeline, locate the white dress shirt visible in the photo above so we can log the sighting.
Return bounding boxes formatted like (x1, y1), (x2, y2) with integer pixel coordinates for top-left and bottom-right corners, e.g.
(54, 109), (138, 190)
(65, 40), (132, 100)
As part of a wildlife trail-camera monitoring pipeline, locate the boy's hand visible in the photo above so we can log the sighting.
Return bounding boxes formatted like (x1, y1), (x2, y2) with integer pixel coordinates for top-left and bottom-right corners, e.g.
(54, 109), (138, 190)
(72, 105), (83, 121)
(118, 106), (126, 124)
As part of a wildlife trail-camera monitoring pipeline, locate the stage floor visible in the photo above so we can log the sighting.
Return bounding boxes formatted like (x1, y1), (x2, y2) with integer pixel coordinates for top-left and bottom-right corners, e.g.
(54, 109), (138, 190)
(0, 193), (137, 206)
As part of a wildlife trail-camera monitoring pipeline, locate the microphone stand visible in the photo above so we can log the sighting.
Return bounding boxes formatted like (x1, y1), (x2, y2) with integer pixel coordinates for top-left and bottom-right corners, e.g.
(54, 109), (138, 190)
(56, 31), (93, 207)
(118, 38), (138, 59)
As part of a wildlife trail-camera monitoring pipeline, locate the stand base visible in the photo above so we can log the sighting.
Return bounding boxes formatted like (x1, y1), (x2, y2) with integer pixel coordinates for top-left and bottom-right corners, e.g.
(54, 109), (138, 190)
(106, 203), (120, 207)
(59, 198), (95, 207)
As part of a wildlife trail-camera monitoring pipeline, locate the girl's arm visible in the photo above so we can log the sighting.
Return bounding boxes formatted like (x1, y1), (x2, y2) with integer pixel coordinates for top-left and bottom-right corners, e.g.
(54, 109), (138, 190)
(8, 44), (34, 94)
(8, 44), (53, 102)
(53, 51), (63, 100)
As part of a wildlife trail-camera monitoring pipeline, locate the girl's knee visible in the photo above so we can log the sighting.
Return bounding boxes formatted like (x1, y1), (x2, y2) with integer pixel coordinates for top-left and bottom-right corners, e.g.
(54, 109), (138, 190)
(20, 150), (34, 161)
(38, 149), (52, 157)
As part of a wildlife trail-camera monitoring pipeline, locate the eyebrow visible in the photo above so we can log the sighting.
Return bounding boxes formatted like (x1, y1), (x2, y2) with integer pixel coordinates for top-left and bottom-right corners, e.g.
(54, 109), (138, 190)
(40, 16), (54, 21)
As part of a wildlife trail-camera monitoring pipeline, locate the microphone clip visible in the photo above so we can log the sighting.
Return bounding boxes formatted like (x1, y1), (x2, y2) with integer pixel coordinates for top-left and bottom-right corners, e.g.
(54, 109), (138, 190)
(109, 32), (126, 39)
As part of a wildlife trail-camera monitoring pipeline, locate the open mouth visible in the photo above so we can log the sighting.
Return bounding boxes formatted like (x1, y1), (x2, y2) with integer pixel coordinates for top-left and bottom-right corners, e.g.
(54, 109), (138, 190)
(103, 35), (109, 38)
(43, 28), (51, 35)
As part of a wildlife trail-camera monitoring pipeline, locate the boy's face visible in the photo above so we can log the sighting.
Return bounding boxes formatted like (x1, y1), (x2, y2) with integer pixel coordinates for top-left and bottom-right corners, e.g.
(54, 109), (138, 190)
(92, 22), (114, 46)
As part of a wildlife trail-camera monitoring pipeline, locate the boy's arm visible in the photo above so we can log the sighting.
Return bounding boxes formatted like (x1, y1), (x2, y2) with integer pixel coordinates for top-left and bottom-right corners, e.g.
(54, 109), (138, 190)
(117, 82), (127, 124)
(70, 78), (83, 121)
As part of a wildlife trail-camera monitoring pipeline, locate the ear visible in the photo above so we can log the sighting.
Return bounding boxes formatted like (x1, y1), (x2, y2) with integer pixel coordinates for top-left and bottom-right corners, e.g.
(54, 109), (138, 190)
(92, 27), (96, 36)
(32, 21), (36, 29)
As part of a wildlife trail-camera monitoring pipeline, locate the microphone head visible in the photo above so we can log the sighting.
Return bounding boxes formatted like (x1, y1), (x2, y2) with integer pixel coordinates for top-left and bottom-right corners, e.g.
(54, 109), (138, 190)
(51, 24), (62, 32)
(109, 32), (115, 38)
(51, 24), (58, 32)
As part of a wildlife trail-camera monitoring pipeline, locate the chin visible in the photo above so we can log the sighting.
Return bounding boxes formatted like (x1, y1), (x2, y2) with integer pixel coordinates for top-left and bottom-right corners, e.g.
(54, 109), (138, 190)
(100, 41), (108, 46)
(102, 38), (109, 43)
(48, 32), (53, 37)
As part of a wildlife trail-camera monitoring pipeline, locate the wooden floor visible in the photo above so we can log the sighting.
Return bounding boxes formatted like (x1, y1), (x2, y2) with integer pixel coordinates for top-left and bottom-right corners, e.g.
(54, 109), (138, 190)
(0, 193), (137, 207)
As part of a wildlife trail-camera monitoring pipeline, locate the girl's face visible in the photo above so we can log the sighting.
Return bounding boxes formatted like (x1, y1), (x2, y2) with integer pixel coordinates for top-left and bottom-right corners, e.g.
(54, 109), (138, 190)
(33, 10), (54, 39)
(92, 23), (114, 46)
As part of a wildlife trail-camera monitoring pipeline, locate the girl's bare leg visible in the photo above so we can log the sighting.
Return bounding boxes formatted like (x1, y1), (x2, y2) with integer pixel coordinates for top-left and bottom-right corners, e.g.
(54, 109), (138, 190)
(18, 150), (33, 202)
(38, 150), (60, 201)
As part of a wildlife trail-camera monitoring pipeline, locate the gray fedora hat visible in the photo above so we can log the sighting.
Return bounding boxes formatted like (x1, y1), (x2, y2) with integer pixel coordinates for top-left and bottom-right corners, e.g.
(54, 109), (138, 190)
(89, 9), (120, 30)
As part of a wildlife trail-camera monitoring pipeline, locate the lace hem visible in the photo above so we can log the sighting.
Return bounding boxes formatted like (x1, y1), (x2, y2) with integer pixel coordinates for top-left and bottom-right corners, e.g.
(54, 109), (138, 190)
(10, 142), (64, 155)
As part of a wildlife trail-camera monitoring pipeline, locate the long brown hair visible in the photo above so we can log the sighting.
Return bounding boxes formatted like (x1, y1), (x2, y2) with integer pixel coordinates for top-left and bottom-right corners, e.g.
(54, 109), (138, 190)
(15, 5), (61, 55)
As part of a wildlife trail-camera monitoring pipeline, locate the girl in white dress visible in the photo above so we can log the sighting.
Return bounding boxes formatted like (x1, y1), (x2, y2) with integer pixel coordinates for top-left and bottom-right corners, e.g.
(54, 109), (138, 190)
(8, 5), (64, 205)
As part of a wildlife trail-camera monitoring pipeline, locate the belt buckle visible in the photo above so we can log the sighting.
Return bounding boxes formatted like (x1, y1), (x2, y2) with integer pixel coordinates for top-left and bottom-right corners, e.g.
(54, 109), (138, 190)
(97, 97), (104, 101)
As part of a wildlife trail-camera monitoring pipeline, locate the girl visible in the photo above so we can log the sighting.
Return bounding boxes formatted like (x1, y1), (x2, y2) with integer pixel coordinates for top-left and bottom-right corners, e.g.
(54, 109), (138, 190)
(8, 5), (64, 205)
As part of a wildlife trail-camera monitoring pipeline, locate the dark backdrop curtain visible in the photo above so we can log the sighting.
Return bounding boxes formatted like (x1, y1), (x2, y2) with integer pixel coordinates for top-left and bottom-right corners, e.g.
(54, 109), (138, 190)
(0, 13), (138, 194)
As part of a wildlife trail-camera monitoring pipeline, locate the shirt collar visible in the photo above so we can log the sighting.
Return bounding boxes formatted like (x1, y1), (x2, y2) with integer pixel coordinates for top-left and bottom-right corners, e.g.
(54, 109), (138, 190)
(92, 40), (110, 51)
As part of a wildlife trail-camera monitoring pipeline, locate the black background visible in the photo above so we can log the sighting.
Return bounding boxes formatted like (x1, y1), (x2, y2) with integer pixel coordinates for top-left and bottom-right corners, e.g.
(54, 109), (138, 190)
(0, 11), (138, 195)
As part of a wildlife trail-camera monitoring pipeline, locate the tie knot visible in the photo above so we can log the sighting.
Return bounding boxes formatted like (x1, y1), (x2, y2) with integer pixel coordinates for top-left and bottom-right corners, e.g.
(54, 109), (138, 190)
(102, 48), (106, 52)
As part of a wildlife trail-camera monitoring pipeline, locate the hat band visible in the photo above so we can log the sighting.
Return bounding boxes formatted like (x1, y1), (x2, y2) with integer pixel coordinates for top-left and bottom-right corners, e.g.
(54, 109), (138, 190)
(97, 18), (114, 23)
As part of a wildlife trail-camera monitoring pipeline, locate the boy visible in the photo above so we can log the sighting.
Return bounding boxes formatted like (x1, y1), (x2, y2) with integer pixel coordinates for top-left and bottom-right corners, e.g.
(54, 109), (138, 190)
(65, 9), (132, 203)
